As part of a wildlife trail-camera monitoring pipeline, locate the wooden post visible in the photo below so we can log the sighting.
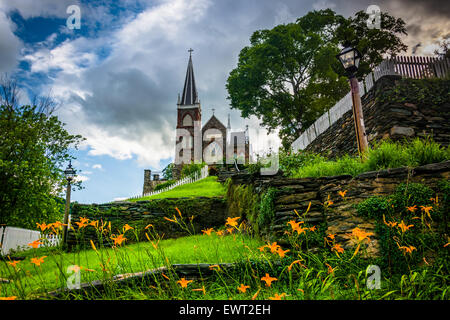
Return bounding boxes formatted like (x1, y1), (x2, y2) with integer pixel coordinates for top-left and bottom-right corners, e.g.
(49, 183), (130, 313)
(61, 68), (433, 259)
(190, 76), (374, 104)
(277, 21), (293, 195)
(62, 181), (71, 246)
(349, 76), (369, 156)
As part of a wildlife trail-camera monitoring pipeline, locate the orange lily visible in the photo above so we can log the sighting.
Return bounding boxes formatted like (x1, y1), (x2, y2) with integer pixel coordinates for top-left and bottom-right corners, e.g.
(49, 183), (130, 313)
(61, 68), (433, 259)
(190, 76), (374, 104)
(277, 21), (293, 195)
(175, 207), (182, 218)
(287, 260), (303, 271)
(397, 243), (416, 256)
(237, 284), (250, 293)
(251, 289), (261, 300)
(406, 205), (417, 213)
(261, 273), (278, 287)
(338, 190), (347, 199)
(177, 277), (193, 288)
(36, 222), (48, 232)
(162, 273), (170, 280)
(192, 286), (206, 295)
(258, 245), (267, 252)
(202, 228), (214, 236)
(90, 240), (97, 252)
(7, 260), (20, 268)
(269, 293), (286, 300)
(30, 256), (47, 266)
(397, 220), (414, 233)
(225, 216), (240, 228)
(325, 263), (336, 274)
(331, 243), (344, 256)
(28, 239), (42, 249)
(420, 206), (433, 219)
(351, 227), (373, 242)
(110, 234), (127, 246)
(122, 224), (134, 233)
(276, 248), (290, 258)
(164, 216), (177, 223)
(267, 242), (281, 253)
(208, 264), (221, 271)
(383, 214), (397, 228)
(0, 296), (17, 300)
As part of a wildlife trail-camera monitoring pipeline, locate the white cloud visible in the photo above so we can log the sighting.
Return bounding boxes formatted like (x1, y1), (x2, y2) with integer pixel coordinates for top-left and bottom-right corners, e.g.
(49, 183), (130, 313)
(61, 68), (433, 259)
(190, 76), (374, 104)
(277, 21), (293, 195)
(0, 10), (22, 72)
(74, 174), (89, 182)
(92, 164), (103, 170)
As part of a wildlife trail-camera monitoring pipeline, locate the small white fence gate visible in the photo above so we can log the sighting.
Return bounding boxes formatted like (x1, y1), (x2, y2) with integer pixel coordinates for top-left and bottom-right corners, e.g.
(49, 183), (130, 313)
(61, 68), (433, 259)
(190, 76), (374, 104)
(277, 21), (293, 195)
(0, 226), (61, 256)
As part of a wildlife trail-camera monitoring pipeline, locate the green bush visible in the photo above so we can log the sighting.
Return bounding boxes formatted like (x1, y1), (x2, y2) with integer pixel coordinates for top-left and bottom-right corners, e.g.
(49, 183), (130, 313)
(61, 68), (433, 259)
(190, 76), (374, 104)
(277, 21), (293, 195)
(289, 138), (450, 178)
(404, 137), (450, 167)
(292, 154), (364, 178)
(356, 196), (391, 219)
(154, 179), (176, 191)
(364, 140), (409, 171)
(180, 162), (206, 178)
(391, 182), (434, 210)
(257, 188), (277, 231)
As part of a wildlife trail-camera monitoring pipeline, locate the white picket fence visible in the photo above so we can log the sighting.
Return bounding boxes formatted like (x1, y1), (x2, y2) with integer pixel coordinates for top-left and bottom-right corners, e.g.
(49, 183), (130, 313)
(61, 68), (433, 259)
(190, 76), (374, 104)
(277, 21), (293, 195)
(126, 165), (209, 201)
(292, 56), (450, 152)
(0, 226), (62, 256)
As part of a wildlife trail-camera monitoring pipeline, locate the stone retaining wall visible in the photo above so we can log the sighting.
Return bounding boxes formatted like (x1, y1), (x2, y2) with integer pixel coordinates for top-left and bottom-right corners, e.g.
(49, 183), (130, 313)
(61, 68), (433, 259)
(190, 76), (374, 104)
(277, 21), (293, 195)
(68, 197), (227, 248)
(304, 76), (450, 158)
(227, 161), (450, 255)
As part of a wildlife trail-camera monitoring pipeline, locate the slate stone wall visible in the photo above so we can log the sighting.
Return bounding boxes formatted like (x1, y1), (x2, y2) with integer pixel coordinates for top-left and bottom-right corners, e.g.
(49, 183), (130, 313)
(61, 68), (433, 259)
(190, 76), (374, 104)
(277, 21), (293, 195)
(226, 161), (450, 256)
(304, 76), (450, 158)
(67, 197), (227, 248)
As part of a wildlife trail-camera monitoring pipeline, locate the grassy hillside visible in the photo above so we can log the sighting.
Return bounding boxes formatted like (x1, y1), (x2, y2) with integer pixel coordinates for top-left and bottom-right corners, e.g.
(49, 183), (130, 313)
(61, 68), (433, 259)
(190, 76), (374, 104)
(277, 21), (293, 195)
(130, 176), (226, 201)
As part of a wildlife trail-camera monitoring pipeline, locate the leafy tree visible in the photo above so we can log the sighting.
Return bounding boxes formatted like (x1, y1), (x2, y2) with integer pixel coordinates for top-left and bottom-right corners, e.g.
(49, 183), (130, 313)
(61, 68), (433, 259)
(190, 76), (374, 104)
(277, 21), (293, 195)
(434, 39), (450, 60)
(334, 10), (407, 78)
(226, 9), (407, 148)
(162, 163), (174, 180)
(0, 77), (84, 229)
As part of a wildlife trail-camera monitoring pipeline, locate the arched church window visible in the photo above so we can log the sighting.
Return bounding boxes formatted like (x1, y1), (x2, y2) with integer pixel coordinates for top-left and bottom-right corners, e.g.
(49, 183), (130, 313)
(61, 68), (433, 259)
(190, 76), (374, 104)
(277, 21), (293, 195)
(183, 114), (193, 126)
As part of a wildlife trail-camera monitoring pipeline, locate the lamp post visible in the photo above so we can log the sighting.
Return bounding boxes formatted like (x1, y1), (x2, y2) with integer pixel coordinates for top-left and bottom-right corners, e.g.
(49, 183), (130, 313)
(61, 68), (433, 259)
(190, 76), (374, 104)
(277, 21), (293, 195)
(62, 160), (76, 246)
(336, 43), (369, 155)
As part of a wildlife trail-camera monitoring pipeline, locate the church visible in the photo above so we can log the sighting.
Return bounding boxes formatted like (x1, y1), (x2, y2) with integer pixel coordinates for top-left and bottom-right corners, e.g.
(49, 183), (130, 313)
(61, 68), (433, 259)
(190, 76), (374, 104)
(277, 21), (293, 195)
(143, 50), (251, 191)
(173, 50), (250, 179)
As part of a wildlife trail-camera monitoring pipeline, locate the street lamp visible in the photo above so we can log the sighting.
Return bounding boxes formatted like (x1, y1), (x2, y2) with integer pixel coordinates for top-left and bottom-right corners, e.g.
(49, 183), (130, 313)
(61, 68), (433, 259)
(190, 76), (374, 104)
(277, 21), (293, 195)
(62, 160), (76, 246)
(336, 43), (369, 155)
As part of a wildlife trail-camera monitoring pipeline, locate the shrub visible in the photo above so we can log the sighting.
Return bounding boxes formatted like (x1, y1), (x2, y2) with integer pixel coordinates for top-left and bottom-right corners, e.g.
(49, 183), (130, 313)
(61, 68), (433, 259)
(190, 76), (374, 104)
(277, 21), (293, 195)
(293, 155), (364, 178)
(391, 182), (434, 210)
(404, 137), (450, 167)
(257, 188), (277, 231)
(356, 196), (391, 219)
(154, 179), (176, 191)
(180, 162), (206, 178)
(363, 140), (409, 171)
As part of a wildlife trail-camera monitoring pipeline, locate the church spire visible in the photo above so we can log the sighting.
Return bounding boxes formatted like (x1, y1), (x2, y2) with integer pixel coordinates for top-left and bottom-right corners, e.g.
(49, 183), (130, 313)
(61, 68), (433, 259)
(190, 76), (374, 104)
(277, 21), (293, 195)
(227, 113), (231, 130)
(180, 49), (198, 106)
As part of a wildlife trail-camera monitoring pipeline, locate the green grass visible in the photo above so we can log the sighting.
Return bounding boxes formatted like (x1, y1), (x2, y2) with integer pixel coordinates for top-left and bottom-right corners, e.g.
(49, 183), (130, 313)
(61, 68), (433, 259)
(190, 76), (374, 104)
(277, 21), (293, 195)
(288, 138), (450, 178)
(130, 176), (226, 201)
(0, 233), (264, 298)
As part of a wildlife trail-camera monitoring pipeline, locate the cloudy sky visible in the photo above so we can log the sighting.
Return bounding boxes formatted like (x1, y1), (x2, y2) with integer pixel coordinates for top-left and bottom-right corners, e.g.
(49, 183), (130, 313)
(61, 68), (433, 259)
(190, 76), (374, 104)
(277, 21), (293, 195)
(0, 0), (448, 203)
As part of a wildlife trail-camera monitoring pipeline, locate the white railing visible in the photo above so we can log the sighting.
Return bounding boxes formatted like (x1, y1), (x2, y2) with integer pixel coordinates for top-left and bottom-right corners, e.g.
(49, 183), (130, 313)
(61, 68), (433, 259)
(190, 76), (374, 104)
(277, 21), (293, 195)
(126, 165), (209, 201)
(292, 56), (450, 151)
(0, 226), (61, 255)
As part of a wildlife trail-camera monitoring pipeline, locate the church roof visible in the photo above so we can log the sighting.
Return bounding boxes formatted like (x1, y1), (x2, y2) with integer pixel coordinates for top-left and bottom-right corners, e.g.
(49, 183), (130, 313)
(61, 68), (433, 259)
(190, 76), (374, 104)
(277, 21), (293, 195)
(202, 114), (227, 132)
(180, 53), (198, 106)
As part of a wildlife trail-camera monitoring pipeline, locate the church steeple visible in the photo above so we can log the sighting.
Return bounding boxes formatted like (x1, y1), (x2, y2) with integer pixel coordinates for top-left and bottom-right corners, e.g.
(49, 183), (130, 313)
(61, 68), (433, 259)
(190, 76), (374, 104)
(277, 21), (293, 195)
(180, 49), (198, 106)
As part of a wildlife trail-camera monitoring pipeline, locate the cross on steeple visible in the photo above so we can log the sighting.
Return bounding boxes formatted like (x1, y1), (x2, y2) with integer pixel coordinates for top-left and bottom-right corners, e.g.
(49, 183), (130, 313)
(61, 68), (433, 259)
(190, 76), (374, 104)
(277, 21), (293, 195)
(188, 48), (194, 56)
(212, 108), (215, 115)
